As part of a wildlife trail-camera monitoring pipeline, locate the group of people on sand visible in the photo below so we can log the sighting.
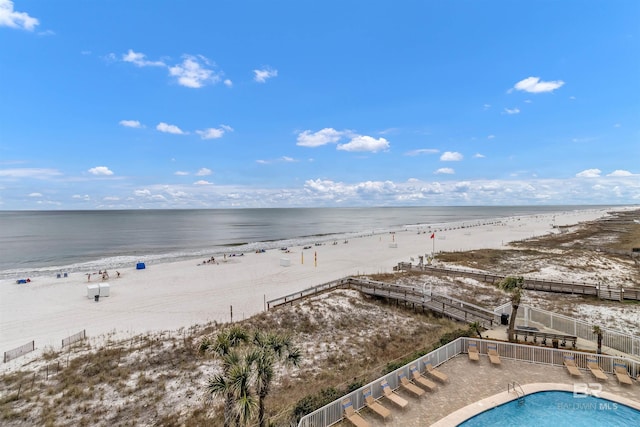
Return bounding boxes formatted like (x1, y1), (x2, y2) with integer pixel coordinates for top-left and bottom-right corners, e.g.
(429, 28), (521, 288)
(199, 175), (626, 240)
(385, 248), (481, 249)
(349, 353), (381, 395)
(86, 270), (120, 282)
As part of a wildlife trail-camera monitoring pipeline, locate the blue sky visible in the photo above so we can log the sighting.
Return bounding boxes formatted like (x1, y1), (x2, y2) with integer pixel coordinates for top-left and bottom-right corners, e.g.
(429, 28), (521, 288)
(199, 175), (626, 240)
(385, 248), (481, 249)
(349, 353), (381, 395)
(1, 0), (639, 209)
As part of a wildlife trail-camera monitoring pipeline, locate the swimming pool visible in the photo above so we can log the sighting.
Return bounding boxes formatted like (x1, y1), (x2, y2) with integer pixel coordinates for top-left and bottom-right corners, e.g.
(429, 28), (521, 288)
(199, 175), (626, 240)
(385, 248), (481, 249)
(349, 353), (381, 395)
(458, 391), (640, 426)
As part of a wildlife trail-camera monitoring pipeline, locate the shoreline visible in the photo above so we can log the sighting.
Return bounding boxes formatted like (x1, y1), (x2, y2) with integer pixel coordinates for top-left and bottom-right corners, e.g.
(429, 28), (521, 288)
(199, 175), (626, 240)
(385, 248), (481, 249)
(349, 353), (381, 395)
(0, 207), (630, 358)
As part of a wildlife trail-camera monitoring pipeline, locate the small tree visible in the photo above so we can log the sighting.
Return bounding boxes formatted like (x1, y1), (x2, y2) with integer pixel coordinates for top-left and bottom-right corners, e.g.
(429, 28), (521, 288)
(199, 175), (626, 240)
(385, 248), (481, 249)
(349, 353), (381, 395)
(252, 331), (302, 427)
(469, 321), (483, 339)
(203, 326), (250, 427)
(499, 276), (524, 342)
(592, 325), (603, 354)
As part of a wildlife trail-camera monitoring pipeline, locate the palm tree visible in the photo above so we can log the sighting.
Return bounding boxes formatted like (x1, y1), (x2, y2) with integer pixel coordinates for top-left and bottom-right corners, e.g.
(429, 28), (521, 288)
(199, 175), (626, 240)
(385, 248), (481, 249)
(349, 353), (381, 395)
(592, 325), (603, 354)
(507, 287), (522, 342)
(252, 331), (302, 427)
(499, 276), (524, 342)
(208, 352), (258, 426)
(204, 327), (250, 427)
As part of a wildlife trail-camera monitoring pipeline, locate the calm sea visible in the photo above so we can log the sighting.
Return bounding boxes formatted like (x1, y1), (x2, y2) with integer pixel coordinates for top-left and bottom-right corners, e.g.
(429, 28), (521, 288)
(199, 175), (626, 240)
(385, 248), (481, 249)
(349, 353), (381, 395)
(0, 206), (600, 280)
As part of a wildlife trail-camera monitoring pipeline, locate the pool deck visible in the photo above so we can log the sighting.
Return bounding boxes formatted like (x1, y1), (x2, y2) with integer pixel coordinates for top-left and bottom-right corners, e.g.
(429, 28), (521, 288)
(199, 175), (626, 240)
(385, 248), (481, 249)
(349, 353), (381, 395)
(337, 353), (640, 427)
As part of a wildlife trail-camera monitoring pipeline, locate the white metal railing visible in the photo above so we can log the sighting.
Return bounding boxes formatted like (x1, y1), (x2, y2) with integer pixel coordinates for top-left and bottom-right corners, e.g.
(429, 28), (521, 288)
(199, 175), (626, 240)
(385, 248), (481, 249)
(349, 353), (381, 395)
(296, 337), (639, 427)
(517, 305), (639, 357)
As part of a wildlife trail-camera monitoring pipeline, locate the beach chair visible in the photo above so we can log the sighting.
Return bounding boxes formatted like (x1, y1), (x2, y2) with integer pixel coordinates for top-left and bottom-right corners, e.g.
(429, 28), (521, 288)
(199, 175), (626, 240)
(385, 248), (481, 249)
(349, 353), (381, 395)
(613, 363), (633, 385)
(563, 355), (582, 377)
(341, 398), (370, 427)
(425, 363), (449, 382)
(586, 358), (608, 381)
(380, 380), (409, 408)
(362, 387), (391, 420)
(398, 372), (425, 397)
(468, 341), (480, 361)
(487, 344), (501, 365)
(409, 365), (437, 391)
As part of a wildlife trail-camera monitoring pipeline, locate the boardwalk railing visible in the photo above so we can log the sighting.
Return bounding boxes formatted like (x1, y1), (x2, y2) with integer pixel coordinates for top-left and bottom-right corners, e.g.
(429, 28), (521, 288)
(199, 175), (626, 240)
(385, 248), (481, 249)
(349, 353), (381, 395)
(398, 263), (640, 302)
(266, 278), (348, 309)
(297, 337), (639, 427)
(347, 278), (499, 329)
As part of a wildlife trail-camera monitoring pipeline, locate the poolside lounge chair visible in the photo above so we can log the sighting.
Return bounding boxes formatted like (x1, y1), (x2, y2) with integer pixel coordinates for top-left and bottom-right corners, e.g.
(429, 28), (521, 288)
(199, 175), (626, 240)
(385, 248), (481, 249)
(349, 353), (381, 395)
(380, 380), (409, 408)
(425, 363), (448, 382)
(342, 398), (370, 427)
(398, 372), (425, 397)
(468, 341), (480, 361)
(586, 358), (608, 381)
(563, 355), (582, 377)
(409, 365), (437, 391)
(362, 387), (391, 420)
(613, 363), (633, 385)
(487, 344), (501, 365)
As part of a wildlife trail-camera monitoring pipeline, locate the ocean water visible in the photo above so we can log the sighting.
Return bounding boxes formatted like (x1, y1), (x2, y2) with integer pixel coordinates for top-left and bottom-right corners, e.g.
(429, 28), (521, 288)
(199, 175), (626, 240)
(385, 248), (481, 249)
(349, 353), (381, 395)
(0, 206), (601, 280)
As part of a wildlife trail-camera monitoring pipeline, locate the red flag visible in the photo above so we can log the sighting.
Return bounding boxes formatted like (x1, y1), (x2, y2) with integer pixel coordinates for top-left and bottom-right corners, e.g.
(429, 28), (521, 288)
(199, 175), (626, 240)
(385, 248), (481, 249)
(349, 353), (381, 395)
(430, 233), (435, 239)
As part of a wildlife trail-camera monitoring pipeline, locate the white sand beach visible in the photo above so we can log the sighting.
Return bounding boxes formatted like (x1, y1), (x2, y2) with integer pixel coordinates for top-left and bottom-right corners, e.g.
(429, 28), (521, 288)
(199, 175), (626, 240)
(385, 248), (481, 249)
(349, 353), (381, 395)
(0, 208), (625, 357)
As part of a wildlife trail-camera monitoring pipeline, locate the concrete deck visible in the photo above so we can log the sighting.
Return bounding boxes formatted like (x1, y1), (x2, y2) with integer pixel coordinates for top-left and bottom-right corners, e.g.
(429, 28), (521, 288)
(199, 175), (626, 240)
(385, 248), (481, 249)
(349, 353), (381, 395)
(335, 353), (639, 427)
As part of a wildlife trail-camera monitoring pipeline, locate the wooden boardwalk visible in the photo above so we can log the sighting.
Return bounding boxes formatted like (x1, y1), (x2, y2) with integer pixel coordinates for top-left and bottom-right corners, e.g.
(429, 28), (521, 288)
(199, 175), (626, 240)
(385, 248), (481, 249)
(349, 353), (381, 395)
(396, 263), (640, 302)
(267, 277), (500, 329)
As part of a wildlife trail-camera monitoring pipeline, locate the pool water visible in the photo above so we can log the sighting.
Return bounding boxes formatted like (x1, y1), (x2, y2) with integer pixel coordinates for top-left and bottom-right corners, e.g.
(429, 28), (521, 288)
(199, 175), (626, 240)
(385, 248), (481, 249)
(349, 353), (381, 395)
(458, 391), (640, 426)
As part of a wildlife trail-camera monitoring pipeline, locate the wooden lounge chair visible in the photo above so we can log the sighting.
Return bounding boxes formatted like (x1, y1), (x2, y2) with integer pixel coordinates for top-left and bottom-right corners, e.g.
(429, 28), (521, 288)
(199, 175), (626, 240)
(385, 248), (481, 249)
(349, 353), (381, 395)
(487, 344), (501, 365)
(613, 363), (633, 385)
(380, 380), (408, 408)
(468, 341), (480, 361)
(425, 363), (448, 382)
(586, 358), (608, 381)
(342, 398), (370, 427)
(398, 372), (425, 397)
(362, 387), (391, 420)
(409, 365), (437, 391)
(563, 355), (582, 377)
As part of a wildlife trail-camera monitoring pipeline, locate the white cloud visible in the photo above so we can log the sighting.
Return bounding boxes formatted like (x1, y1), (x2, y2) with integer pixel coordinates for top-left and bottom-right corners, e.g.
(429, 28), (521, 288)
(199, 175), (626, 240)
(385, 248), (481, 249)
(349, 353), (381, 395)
(134, 189), (151, 197)
(174, 171), (189, 176)
(28, 192), (42, 197)
(169, 55), (219, 88)
(0, 168), (61, 179)
(122, 49), (165, 67)
(88, 166), (114, 176)
(119, 119), (142, 128)
(483, 104), (491, 110)
(224, 79), (233, 87)
(196, 125), (233, 140)
(474, 153), (485, 158)
(297, 128), (344, 147)
(0, 0), (39, 31)
(504, 107), (520, 115)
(157, 122), (185, 134)
(282, 156), (295, 162)
(405, 148), (439, 156)
(440, 151), (463, 161)
(194, 180), (212, 185)
(337, 135), (390, 153)
(253, 67), (278, 83)
(487, 135), (495, 140)
(607, 170), (635, 177)
(103, 196), (120, 201)
(72, 194), (91, 201)
(435, 168), (455, 175)
(576, 169), (601, 178)
(512, 76), (565, 93)
(196, 168), (212, 176)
